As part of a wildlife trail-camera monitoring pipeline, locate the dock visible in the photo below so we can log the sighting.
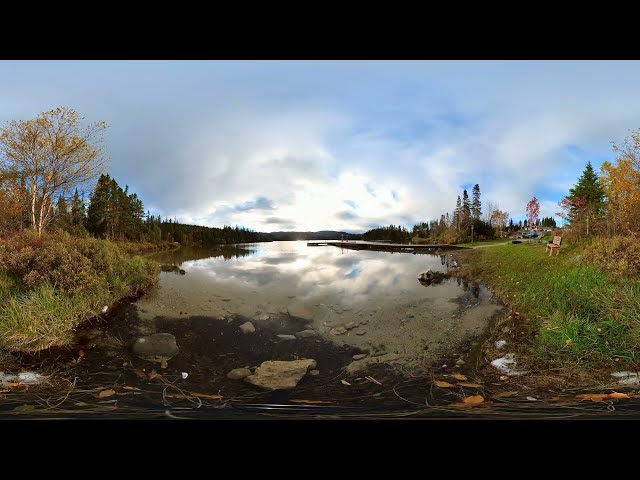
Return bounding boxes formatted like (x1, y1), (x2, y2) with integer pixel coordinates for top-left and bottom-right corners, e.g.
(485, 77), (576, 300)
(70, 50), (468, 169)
(306, 240), (469, 251)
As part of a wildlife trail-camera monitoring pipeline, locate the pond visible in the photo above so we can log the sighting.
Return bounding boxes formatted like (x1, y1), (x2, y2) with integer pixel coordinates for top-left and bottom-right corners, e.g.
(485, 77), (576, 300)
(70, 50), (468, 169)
(6, 241), (504, 416)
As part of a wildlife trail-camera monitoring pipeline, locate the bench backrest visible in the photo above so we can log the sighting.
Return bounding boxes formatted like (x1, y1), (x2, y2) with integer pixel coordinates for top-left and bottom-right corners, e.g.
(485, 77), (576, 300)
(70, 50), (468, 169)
(552, 236), (562, 246)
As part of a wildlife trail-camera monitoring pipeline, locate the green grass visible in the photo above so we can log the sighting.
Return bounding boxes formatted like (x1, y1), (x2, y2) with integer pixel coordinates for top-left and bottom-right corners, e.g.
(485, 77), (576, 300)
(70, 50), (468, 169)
(456, 238), (512, 247)
(0, 231), (159, 352)
(457, 241), (640, 373)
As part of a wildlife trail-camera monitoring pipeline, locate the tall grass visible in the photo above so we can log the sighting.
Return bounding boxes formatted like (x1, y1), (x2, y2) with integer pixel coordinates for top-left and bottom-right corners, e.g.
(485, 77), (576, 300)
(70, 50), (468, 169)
(0, 230), (159, 352)
(457, 240), (640, 372)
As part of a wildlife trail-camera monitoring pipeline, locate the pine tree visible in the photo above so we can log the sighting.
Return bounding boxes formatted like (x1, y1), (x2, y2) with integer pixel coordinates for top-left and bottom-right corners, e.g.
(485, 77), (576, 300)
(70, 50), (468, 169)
(462, 189), (471, 227)
(71, 188), (86, 227)
(471, 184), (481, 220)
(54, 196), (71, 231)
(453, 195), (462, 232)
(567, 162), (606, 236)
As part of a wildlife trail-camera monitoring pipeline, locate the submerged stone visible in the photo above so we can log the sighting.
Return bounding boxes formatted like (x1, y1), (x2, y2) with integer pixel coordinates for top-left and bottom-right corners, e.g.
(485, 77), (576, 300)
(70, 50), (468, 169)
(227, 368), (252, 380)
(132, 333), (179, 363)
(239, 322), (256, 334)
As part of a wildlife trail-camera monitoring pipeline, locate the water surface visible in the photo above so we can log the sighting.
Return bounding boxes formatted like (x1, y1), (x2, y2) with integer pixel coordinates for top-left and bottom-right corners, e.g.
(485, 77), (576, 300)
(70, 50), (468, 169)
(139, 241), (503, 371)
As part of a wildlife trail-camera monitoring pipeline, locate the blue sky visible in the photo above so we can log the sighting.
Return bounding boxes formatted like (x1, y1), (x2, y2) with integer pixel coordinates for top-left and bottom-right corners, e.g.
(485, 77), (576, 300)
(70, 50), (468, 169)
(1, 60), (639, 232)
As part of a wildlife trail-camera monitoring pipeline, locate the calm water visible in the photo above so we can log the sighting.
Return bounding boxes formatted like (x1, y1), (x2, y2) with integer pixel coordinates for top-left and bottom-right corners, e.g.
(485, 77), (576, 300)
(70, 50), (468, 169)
(138, 241), (503, 370)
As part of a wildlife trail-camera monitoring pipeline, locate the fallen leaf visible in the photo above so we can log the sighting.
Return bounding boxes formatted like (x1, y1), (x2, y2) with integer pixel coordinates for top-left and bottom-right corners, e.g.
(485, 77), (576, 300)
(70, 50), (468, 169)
(459, 383), (483, 388)
(609, 392), (631, 399)
(499, 376), (509, 381)
(493, 391), (518, 398)
(462, 395), (485, 404)
(133, 369), (147, 379)
(13, 405), (36, 412)
(122, 386), (142, 391)
(526, 397), (538, 401)
(148, 370), (160, 380)
(97, 389), (116, 398)
(78, 350), (85, 358)
(341, 380), (351, 386)
(290, 399), (333, 404)
(451, 374), (468, 381)
(166, 393), (223, 400)
(433, 380), (454, 388)
(1, 382), (28, 388)
(575, 392), (630, 402)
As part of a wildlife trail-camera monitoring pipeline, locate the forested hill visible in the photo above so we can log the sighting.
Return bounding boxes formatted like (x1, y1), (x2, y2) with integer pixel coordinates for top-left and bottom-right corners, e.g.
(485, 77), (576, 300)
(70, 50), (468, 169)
(158, 221), (270, 245)
(268, 231), (362, 241)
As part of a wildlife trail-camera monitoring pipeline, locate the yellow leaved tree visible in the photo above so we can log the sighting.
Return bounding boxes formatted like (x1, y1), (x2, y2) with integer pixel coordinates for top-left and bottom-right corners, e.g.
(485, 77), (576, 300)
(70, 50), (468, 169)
(0, 107), (108, 236)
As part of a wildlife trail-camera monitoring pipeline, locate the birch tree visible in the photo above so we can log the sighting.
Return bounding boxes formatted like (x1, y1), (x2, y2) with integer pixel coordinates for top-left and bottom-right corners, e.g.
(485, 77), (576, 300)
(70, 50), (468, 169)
(0, 107), (107, 236)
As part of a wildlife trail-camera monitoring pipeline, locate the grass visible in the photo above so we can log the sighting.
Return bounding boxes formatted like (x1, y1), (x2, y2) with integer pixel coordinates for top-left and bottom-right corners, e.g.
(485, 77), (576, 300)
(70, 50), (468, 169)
(0, 231), (159, 352)
(455, 240), (640, 376)
(456, 238), (512, 247)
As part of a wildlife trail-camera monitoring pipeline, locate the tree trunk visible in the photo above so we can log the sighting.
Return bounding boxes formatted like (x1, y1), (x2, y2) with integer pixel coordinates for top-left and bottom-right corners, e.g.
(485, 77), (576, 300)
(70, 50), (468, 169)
(30, 186), (37, 233)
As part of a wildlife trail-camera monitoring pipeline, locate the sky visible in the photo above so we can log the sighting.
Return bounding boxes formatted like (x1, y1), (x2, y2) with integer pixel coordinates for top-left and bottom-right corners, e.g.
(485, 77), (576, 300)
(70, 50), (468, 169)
(1, 60), (640, 233)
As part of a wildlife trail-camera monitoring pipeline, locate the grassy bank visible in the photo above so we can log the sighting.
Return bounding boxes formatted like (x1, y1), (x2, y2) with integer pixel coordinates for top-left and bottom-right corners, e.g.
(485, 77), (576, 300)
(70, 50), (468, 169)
(113, 240), (180, 255)
(0, 231), (159, 352)
(455, 239), (640, 379)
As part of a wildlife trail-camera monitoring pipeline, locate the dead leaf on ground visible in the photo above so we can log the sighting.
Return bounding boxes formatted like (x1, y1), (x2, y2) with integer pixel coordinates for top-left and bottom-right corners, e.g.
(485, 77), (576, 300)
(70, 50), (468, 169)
(609, 392), (631, 399)
(133, 369), (147, 379)
(341, 380), (351, 386)
(122, 386), (142, 391)
(451, 374), (468, 381)
(13, 405), (37, 412)
(433, 380), (454, 388)
(462, 395), (485, 404)
(459, 383), (483, 388)
(499, 375), (509, 381)
(290, 399), (333, 404)
(97, 389), (116, 398)
(493, 391), (518, 398)
(1, 382), (28, 388)
(147, 370), (161, 380)
(575, 392), (630, 402)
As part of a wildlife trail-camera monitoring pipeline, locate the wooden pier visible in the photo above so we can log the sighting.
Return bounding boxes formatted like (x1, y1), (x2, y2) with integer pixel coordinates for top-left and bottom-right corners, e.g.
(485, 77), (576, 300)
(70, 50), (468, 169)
(306, 240), (468, 251)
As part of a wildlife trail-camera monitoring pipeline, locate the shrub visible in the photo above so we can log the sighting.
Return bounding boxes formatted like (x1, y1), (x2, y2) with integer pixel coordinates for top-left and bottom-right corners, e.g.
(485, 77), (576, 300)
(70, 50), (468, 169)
(0, 230), (159, 352)
(583, 236), (640, 277)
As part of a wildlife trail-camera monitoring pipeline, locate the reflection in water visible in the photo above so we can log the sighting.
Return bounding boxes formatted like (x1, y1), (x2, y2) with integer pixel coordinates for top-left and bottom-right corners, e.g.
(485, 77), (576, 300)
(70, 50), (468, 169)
(148, 245), (255, 265)
(455, 277), (481, 299)
(137, 241), (502, 371)
(149, 241), (454, 306)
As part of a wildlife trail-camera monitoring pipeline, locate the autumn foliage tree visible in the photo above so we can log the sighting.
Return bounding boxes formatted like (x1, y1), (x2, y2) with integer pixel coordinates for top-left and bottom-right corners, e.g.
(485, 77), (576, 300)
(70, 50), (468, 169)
(526, 196), (540, 228)
(0, 107), (108, 236)
(600, 130), (640, 235)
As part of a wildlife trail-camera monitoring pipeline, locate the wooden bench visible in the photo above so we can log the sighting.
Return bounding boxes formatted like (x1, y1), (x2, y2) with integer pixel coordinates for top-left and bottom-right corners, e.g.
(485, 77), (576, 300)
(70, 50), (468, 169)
(545, 236), (562, 256)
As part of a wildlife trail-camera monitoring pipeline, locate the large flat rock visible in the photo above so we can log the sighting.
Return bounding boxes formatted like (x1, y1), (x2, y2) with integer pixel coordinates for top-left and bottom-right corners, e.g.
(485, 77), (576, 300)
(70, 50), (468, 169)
(244, 359), (317, 391)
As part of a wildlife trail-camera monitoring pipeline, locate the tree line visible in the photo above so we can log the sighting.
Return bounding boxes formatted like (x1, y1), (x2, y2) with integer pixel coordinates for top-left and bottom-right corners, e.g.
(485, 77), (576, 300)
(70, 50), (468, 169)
(0, 107), (269, 246)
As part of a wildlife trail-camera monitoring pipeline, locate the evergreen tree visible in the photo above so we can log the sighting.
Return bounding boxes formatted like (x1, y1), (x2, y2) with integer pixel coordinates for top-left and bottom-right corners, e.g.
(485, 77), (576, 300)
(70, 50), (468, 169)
(54, 196), (72, 231)
(462, 189), (471, 228)
(453, 195), (462, 232)
(71, 188), (86, 227)
(567, 162), (606, 236)
(471, 184), (482, 220)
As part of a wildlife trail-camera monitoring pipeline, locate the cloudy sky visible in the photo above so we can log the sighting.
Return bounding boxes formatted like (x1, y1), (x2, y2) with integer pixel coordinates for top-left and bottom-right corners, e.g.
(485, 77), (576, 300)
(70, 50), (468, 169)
(2, 60), (640, 232)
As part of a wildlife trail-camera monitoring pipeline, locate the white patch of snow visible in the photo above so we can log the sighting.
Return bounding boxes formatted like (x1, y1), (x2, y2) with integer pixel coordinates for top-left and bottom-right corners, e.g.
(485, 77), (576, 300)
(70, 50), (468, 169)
(495, 340), (507, 349)
(611, 371), (640, 386)
(490, 353), (528, 376)
(0, 371), (45, 384)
